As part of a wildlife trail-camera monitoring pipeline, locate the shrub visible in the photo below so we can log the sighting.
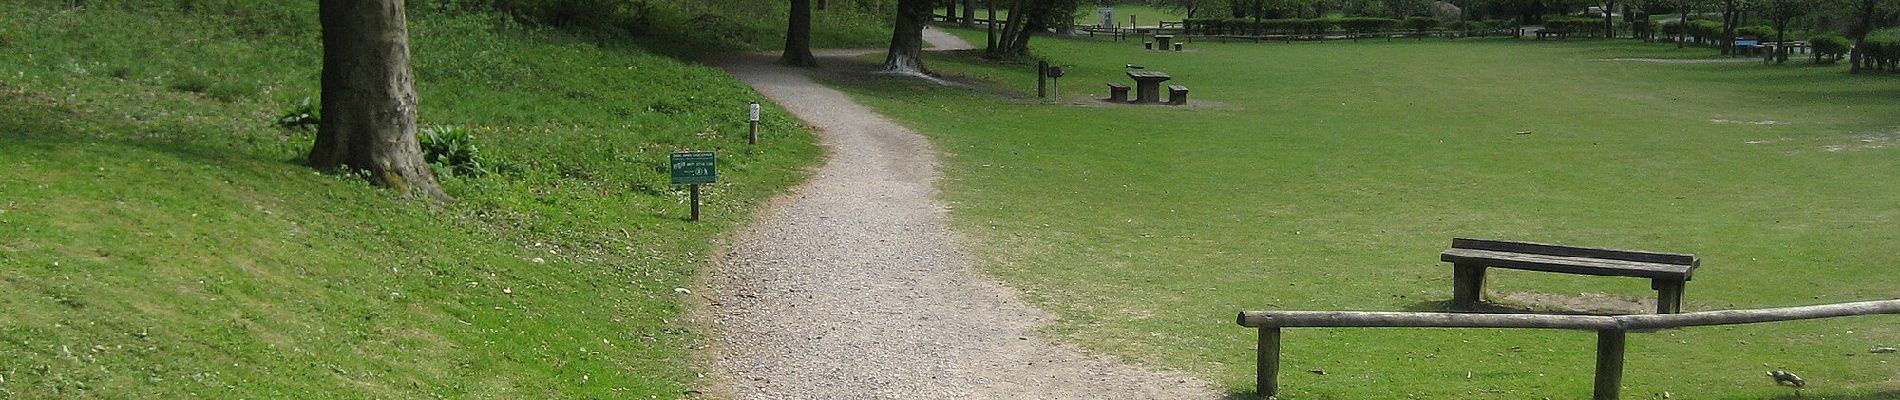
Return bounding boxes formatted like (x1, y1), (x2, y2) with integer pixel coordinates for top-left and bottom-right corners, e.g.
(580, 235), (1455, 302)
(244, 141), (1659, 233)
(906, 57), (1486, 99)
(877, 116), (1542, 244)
(1691, 19), (1724, 39)
(1338, 17), (1398, 33)
(1866, 28), (1900, 71)
(1811, 34), (1851, 64)
(1403, 16), (1438, 32)
(1735, 25), (1773, 39)
(419, 125), (488, 177)
(1543, 17), (1599, 34)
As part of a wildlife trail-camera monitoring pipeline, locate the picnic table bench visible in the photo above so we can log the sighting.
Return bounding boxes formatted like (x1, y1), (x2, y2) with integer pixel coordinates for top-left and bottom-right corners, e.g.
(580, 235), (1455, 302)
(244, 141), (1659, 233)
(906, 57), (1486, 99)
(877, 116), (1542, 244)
(1125, 71), (1171, 104)
(1440, 238), (1699, 314)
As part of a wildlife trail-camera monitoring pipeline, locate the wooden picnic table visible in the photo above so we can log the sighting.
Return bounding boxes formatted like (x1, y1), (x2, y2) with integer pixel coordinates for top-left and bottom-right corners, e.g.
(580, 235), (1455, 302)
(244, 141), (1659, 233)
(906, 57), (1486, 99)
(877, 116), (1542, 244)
(1126, 71), (1172, 104)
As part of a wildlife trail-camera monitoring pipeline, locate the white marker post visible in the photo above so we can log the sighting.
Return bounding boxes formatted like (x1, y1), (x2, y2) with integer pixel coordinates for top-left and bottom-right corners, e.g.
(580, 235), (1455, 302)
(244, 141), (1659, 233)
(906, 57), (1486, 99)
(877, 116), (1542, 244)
(748, 102), (762, 145)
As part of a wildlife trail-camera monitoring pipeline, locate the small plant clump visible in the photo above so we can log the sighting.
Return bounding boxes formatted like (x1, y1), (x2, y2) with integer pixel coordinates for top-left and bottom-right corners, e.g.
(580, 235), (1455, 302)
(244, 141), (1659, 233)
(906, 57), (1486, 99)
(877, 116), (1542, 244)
(419, 124), (487, 177)
(275, 96), (321, 131)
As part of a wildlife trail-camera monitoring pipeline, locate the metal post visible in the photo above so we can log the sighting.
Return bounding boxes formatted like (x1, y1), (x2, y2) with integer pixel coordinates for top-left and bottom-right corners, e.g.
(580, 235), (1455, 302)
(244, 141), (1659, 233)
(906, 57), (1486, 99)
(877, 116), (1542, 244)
(1593, 329), (1626, 400)
(690, 184), (701, 222)
(1258, 327), (1281, 398)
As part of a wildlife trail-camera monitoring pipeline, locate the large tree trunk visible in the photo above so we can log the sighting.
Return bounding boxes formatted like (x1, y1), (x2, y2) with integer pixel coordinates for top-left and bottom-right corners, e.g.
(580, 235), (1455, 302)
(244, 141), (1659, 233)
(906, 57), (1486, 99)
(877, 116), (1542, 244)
(961, 0), (975, 28)
(945, 0), (957, 24)
(883, 0), (931, 74)
(1718, 0), (1738, 55)
(1849, 0), (1877, 74)
(313, 0), (449, 202)
(990, 0), (1027, 57)
(985, 0), (997, 49)
(1677, 1), (1689, 48)
(1600, 1), (1615, 38)
(783, 0), (819, 67)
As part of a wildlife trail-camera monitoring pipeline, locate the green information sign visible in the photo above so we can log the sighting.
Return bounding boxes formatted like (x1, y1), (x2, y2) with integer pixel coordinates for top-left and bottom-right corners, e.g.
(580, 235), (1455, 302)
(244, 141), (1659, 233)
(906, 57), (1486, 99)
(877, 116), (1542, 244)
(670, 151), (716, 184)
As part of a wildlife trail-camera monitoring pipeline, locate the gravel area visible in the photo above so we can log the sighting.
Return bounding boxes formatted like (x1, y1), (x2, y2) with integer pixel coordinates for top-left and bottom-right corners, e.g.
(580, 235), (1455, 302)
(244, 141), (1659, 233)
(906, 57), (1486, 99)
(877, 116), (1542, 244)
(707, 30), (1219, 399)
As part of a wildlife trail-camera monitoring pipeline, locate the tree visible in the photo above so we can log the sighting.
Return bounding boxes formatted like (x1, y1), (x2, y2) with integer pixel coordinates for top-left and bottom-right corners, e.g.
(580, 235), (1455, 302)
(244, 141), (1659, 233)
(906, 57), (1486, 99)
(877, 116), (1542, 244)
(987, 0), (1081, 57)
(784, 0), (820, 67)
(883, 0), (932, 74)
(1846, 0), (1893, 73)
(1760, 0), (1815, 63)
(1676, 0), (1700, 48)
(313, 0), (449, 202)
(1594, 0), (1617, 38)
(962, 0), (976, 27)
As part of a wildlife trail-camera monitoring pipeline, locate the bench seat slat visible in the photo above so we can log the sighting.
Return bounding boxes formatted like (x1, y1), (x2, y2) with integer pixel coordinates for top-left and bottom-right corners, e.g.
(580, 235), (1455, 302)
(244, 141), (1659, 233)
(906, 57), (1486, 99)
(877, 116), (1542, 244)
(1451, 238), (1697, 266)
(1441, 248), (1695, 280)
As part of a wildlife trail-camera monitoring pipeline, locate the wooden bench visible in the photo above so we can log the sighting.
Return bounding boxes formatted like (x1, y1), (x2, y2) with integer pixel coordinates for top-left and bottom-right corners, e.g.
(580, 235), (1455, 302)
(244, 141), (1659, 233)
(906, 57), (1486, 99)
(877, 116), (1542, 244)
(1166, 84), (1188, 105)
(1440, 238), (1699, 314)
(1106, 82), (1130, 103)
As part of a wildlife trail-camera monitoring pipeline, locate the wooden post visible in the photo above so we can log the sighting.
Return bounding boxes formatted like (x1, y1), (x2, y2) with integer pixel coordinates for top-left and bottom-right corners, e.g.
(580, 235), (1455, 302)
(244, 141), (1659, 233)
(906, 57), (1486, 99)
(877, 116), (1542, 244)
(1257, 327), (1281, 398)
(1593, 329), (1626, 400)
(1036, 61), (1048, 99)
(690, 184), (701, 222)
(1452, 263), (1486, 309)
(747, 101), (761, 145)
(1653, 280), (1685, 314)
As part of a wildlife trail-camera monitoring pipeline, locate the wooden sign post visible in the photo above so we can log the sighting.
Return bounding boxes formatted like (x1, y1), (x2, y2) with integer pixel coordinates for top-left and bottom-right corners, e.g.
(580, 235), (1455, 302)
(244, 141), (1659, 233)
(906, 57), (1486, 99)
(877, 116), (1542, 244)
(747, 102), (761, 144)
(670, 151), (716, 221)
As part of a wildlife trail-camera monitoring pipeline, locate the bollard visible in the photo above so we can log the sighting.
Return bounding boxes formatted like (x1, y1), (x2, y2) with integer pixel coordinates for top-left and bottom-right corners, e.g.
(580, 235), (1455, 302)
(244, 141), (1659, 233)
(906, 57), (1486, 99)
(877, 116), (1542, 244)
(747, 102), (761, 145)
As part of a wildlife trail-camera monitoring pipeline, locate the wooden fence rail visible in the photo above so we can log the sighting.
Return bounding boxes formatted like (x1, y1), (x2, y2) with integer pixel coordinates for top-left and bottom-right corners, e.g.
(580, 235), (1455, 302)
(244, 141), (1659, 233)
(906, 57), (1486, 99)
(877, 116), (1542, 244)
(1236, 298), (1900, 400)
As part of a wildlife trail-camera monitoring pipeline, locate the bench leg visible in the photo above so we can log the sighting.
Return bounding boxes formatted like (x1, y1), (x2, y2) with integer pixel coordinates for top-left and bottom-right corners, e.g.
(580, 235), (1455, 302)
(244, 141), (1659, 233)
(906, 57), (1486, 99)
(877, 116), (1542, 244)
(1652, 279), (1685, 314)
(1452, 263), (1486, 309)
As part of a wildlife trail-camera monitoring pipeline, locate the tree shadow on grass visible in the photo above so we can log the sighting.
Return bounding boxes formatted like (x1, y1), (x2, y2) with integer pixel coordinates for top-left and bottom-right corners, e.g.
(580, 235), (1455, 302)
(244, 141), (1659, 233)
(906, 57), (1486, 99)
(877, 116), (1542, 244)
(1757, 389), (1900, 400)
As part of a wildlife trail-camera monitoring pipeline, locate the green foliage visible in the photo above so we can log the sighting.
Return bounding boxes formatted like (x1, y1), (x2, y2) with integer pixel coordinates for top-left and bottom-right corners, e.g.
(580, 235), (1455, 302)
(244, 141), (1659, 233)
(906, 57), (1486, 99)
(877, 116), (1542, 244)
(275, 96), (321, 131)
(1403, 15), (1438, 32)
(1542, 17), (1599, 34)
(421, 0), (889, 55)
(1337, 17), (1399, 33)
(418, 125), (487, 177)
(1866, 28), (1900, 70)
(1811, 34), (1853, 64)
(1735, 25), (1774, 38)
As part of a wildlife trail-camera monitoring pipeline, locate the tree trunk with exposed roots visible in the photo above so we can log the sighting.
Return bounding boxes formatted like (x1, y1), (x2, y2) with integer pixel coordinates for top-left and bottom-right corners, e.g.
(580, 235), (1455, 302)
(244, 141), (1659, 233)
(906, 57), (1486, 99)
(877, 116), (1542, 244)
(783, 0), (819, 67)
(312, 0), (449, 203)
(883, 0), (931, 74)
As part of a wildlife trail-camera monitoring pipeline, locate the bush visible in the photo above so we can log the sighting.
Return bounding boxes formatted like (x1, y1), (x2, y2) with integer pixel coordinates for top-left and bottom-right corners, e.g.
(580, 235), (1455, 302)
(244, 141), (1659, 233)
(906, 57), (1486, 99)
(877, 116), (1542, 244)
(1735, 25), (1773, 39)
(419, 125), (488, 177)
(1338, 17), (1398, 33)
(1811, 34), (1851, 64)
(1403, 16), (1438, 32)
(1866, 28), (1900, 71)
(1543, 17), (1599, 34)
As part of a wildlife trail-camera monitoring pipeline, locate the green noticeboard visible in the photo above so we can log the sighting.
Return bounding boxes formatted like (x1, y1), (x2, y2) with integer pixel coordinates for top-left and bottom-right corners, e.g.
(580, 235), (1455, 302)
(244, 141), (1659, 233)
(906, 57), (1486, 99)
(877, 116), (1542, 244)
(670, 151), (716, 184)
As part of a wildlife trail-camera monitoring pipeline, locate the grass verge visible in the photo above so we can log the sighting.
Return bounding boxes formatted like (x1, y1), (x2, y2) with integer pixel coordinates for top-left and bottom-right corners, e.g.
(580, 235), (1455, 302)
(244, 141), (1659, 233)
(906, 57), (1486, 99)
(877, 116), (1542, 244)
(0, 2), (819, 398)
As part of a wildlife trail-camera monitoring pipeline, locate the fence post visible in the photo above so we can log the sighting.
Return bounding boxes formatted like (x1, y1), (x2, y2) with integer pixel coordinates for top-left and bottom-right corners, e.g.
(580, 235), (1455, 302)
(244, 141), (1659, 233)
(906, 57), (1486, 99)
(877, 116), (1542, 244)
(1258, 327), (1281, 398)
(1593, 329), (1626, 400)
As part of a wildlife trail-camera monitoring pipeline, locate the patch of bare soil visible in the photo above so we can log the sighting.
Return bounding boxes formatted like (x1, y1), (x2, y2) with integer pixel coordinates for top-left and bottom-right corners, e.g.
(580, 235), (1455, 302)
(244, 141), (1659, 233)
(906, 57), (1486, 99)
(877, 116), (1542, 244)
(1493, 291), (1654, 315)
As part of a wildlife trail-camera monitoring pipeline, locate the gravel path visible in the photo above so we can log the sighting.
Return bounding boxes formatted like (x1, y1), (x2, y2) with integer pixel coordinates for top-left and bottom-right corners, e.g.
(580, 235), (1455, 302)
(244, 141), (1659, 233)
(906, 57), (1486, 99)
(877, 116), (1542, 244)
(707, 30), (1219, 399)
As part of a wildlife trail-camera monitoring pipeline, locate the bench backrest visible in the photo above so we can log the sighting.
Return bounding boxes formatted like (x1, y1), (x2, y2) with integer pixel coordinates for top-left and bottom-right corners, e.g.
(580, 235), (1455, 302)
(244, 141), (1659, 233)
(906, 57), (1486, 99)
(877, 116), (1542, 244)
(1450, 238), (1697, 266)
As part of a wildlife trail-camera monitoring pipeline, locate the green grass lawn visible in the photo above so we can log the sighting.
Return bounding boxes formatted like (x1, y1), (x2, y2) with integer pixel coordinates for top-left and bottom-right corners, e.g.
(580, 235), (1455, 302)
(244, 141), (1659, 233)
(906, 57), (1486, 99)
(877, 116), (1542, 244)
(828, 31), (1900, 399)
(0, 3), (818, 398)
